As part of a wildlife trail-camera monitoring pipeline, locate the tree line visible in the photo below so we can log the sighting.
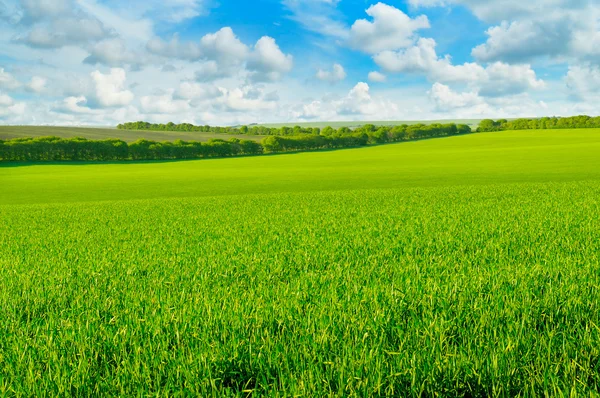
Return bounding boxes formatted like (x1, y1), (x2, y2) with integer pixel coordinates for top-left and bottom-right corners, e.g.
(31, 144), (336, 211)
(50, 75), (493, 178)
(0, 122), (471, 162)
(118, 121), (472, 138)
(477, 115), (600, 132)
(0, 137), (262, 162)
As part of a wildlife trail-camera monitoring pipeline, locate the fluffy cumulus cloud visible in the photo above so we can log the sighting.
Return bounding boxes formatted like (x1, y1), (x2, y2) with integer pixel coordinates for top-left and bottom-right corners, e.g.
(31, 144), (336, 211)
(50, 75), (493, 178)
(316, 63), (346, 83)
(91, 68), (134, 107)
(53, 96), (100, 115)
(146, 34), (203, 61)
(0, 68), (21, 91)
(375, 38), (545, 97)
(27, 76), (47, 93)
(0, 0), (598, 125)
(411, 0), (600, 64)
(565, 65), (600, 100)
(12, 0), (115, 49)
(247, 37), (293, 82)
(141, 92), (190, 114)
(428, 82), (554, 118)
(176, 81), (222, 101)
(0, 92), (26, 119)
(294, 82), (401, 120)
(84, 38), (147, 69)
(217, 85), (279, 112)
(349, 3), (429, 54)
(429, 83), (486, 112)
(147, 28), (293, 82)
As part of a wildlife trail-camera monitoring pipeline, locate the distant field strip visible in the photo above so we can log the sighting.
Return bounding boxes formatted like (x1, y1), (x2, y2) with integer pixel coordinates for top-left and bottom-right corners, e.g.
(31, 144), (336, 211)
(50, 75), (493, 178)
(0, 125), (264, 142)
(1, 128), (600, 395)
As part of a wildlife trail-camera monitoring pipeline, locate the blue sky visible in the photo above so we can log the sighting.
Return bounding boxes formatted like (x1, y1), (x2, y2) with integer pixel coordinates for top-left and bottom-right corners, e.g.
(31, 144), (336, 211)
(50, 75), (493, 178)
(0, 0), (599, 125)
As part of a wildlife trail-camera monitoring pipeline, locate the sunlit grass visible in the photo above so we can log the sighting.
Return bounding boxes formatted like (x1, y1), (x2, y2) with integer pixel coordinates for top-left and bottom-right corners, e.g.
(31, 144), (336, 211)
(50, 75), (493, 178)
(1, 129), (599, 395)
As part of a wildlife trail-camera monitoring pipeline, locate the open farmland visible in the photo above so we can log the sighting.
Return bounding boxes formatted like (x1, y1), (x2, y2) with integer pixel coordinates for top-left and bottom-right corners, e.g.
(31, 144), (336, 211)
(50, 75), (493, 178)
(1, 129), (600, 395)
(0, 125), (264, 143)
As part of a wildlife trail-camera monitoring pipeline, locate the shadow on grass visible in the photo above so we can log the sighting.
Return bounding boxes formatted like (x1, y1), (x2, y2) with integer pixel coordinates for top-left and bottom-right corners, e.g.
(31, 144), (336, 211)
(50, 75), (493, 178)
(0, 133), (474, 168)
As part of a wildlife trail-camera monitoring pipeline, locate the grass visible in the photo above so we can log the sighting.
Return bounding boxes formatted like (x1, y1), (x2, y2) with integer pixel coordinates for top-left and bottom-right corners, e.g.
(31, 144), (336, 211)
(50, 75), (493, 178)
(1, 128), (600, 395)
(0, 125), (264, 143)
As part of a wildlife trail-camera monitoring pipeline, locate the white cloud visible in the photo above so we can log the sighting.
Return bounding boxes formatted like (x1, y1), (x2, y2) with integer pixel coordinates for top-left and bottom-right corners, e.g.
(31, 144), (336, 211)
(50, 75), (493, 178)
(147, 0), (208, 23)
(176, 81), (222, 100)
(410, 0), (600, 64)
(479, 62), (545, 97)
(316, 63), (346, 83)
(148, 28), (293, 82)
(375, 38), (485, 83)
(194, 61), (236, 82)
(11, 0), (116, 50)
(20, 0), (72, 21)
(471, 17), (577, 63)
(200, 27), (249, 65)
(368, 71), (386, 82)
(0, 92), (26, 118)
(27, 76), (47, 93)
(295, 82), (401, 120)
(141, 92), (190, 114)
(218, 85), (279, 112)
(408, 0), (589, 23)
(91, 68), (134, 107)
(429, 82), (485, 111)
(84, 38), (145, 68)
(0, 92), (14, 107)
(282, 0), (349, 39)
(565, 65), (600, 100)
(146, 34), (202, 60)
(16, 16), (112, 48)
(77, 0), (154, 44)
(98, 0), (209, 24)
(349, 3), (429, 54)
(53, 96), (100, 114)
(247, 36), (293, 82)
(0, 68), (21, 91)
(374, 38), (545, 97)
(147, 27), (250, 80)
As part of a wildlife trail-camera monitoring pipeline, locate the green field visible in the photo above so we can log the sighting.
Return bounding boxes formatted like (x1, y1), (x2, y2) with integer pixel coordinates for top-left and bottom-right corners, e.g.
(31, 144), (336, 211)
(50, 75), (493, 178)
(0, 125), (264, 143)
(1, 129), (600, 395)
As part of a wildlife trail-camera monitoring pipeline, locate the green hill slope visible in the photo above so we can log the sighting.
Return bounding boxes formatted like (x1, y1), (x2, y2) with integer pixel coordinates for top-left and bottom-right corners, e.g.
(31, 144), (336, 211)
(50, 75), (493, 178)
(2, 129), (600, 205)
(1, 129), (600, 396)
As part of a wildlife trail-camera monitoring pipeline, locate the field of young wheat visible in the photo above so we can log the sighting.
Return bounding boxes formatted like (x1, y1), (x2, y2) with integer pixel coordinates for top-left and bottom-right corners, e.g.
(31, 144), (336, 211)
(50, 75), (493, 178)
(1, 129), (600, 395)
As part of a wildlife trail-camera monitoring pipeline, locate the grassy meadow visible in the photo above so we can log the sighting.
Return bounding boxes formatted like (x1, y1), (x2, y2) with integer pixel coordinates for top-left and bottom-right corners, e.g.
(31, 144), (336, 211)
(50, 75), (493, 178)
(1, 128), (600, 395)
(0, 125), (264, 143)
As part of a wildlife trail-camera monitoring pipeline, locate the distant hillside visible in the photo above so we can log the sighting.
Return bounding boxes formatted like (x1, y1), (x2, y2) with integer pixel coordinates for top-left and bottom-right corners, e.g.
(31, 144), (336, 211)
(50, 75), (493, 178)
(0, 126), (263, 143)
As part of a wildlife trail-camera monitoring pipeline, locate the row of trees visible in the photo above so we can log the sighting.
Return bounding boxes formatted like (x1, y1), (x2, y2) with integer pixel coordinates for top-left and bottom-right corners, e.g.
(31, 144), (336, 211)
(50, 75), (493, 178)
(0, 137), (263, 161)
(117, 121), (320, 136)
(117, 121), (472, 139)
(477, 115), (600, 132)
(0, 123), (471, 162)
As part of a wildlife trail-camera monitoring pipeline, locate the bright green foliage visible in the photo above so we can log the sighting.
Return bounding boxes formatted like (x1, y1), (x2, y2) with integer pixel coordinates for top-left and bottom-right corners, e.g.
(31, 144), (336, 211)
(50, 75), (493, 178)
(477, 115), (600, 132)
(119, 121), (471, 142)
(1, 129), (600, 395)
(0, 137), (264, 161)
